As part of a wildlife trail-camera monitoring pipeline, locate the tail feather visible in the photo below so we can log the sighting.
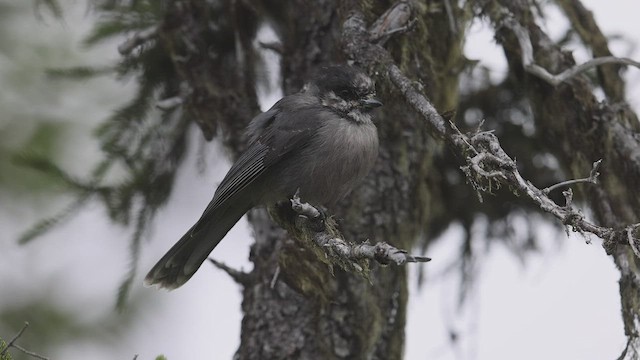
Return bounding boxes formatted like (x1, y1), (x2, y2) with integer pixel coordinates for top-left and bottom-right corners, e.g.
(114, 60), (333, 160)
(144, 204), (249, 290)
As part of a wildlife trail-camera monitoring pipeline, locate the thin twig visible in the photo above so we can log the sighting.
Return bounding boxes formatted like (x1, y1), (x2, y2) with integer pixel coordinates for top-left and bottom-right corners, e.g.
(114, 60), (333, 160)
(156, 82), (192, 110)
(258, 41), (283, 54)
(1, 322), (30, 356)
(543, 159), (602, 194)
(270, 265), (281, 289)
(0, 322), (49, 360)
(208, 258), (250, 285)
(9, 344), (49, 360)
(156, 96), (184, 110)
(118, 26), (158, 55)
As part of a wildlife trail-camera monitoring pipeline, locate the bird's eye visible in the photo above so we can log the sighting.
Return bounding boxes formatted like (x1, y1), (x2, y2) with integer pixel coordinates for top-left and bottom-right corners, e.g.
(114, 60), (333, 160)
(339, 89), (351, 98)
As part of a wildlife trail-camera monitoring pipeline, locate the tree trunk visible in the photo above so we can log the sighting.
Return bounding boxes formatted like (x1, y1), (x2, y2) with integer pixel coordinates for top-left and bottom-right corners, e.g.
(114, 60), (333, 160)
(158, 1), (469, 358)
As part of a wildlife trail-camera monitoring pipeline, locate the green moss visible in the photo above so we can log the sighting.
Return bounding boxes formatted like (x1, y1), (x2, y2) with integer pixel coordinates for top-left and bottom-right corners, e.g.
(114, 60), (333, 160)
(268, 205), (373, 303)
(0, 338), (12, 360)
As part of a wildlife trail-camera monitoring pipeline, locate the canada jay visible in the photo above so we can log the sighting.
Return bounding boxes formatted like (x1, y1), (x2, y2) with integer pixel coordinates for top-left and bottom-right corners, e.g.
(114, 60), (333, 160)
(145, 65), (382, 289)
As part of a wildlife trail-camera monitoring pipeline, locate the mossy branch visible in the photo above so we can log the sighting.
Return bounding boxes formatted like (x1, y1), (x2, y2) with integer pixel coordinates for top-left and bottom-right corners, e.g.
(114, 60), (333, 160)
(269, 192), (430, 284)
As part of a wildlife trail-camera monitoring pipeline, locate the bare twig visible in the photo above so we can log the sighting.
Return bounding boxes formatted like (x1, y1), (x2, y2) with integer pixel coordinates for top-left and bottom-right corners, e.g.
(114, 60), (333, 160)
(156, 96), (184, 110)
(501, 16), (640, 87)
(156, 82), (191, 110)
(9, 344), (49, 360)
(208, 258), (250, 285)
(270, 265), (281, 289)
(0, 322), (49, 360)
(118, 26), (158, 55)
(258, 41), (283, 54)
(1, 322), (29, 356)
(543, 159), (602, 194)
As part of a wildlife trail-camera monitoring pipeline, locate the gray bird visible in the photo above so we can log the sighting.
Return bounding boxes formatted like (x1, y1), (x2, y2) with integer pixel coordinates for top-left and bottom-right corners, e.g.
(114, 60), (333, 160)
(144, 65), (382, 289)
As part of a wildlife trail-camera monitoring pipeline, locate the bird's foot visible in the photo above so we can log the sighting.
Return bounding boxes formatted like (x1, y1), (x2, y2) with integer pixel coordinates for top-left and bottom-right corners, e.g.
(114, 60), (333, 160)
(290, 190), (326, 232)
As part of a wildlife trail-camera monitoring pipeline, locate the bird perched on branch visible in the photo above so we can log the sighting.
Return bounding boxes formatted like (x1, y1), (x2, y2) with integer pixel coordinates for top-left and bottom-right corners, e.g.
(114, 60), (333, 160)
(145, 65), (382, 289)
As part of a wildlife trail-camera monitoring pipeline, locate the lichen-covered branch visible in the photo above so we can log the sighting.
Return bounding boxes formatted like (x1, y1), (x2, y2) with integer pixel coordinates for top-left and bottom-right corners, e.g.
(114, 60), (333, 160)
(317, 236), (432, 266)
(289, 193), (430, 272)
(269, 190), (431, 284)
(454, 127), (640, 252)
(341, 6), (640, 256)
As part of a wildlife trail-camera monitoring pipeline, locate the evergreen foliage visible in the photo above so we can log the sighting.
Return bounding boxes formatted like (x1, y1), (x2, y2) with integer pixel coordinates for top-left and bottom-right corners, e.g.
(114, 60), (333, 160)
(20, 0), (186, 308)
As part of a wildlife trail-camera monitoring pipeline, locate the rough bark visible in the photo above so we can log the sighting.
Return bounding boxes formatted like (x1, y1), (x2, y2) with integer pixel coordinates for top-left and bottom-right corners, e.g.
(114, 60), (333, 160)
(236, 1), (468, 358)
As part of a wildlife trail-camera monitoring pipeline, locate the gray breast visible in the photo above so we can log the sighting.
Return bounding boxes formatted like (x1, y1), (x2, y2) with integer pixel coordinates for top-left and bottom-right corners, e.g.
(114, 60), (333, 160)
(293, 116), (379, 207)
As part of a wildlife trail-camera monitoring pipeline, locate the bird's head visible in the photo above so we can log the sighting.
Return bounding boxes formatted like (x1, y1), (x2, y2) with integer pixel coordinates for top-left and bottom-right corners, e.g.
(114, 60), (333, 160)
(307, 65), (382, 123)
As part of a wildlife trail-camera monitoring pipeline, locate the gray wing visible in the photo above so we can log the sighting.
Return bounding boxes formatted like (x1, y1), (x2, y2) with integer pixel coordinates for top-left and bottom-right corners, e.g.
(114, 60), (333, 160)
(191, 102), (323, 234)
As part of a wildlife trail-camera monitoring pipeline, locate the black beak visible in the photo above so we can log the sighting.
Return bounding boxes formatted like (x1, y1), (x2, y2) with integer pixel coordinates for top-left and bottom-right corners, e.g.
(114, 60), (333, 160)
(361, 97), (383, 110)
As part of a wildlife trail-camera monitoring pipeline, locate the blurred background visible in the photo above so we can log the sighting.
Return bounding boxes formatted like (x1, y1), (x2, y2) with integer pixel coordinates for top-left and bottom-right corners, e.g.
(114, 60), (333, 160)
(0, 0), (637, 359)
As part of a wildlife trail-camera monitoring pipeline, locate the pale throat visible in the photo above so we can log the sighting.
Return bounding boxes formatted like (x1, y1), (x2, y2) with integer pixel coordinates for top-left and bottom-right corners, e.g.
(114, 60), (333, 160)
(321, 91), (373, 124)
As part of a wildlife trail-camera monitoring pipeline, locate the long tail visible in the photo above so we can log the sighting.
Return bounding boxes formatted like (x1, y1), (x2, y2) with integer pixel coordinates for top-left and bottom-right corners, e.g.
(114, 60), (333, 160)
(144, 203), (249, 290)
